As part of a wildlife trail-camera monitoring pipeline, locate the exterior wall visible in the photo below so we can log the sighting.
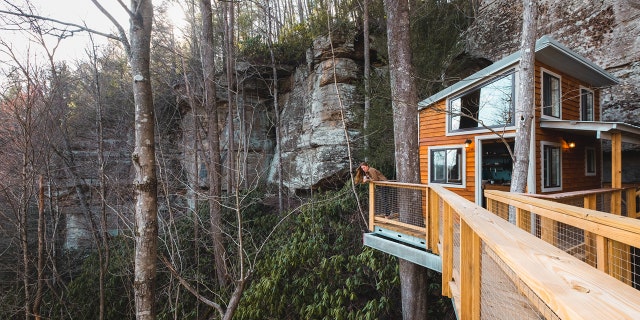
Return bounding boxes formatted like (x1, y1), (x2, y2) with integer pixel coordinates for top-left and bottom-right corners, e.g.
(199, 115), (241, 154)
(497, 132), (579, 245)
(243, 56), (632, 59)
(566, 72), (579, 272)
(533, 62), (602, 194)
(419, 100), (505, 202)
(419, 60), (604, 202)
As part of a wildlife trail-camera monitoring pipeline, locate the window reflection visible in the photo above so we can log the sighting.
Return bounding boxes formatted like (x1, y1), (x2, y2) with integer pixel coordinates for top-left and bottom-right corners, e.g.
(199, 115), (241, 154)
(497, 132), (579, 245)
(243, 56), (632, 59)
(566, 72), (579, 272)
(450, 71), (515, 132)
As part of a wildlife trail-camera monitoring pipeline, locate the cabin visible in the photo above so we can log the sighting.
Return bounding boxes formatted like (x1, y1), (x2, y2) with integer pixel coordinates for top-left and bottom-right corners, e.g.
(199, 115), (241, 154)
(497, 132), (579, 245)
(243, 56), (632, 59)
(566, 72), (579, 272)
(417, 35), (640, 206)
(362, 36), (640, 319)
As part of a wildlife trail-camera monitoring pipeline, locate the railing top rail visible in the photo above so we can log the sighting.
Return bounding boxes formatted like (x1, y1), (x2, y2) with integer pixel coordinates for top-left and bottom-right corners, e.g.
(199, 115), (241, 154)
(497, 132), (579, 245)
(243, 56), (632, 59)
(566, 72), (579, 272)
(371, 180), (429, 189)
(525, 187), (632, 200)
(429, 184), (640, 319)
(485, 190), (640, 246)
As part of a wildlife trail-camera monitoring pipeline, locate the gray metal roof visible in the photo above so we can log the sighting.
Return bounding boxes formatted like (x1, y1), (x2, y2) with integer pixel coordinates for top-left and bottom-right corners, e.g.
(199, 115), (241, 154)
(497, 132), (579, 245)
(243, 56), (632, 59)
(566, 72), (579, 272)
(418, 35), (619, 110)
(540, 120), (640, 145)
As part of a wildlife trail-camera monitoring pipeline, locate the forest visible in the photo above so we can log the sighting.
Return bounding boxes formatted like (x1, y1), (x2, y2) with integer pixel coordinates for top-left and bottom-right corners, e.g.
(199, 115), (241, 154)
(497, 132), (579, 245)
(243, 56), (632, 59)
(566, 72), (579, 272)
(0, 0), (478, 318)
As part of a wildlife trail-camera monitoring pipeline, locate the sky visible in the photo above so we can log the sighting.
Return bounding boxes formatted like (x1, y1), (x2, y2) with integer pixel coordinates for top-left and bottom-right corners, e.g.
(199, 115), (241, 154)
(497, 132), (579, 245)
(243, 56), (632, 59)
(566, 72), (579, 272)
(1, 0), (185, 63)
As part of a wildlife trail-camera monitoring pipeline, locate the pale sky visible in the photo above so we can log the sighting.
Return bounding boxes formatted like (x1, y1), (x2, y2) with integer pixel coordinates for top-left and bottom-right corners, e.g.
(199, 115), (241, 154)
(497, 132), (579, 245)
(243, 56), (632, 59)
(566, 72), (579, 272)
(1, 0), (184, 62)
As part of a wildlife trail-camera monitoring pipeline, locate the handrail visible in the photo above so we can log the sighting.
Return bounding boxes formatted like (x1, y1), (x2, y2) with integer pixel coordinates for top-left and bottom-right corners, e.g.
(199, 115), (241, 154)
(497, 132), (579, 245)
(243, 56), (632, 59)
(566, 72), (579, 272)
(367, 181), (640, 319)
(431, 185), (640, 319)
(484, 190), (640, 246)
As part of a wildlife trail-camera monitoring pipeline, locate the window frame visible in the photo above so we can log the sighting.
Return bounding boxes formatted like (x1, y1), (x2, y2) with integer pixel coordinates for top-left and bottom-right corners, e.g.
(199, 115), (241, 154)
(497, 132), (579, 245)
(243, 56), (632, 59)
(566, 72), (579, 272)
(580, 87), (595, 121)
(540, 141), (562, 192)
(446, 70), (516, 134)
(428, 145), (466, 188)
(541, 69), (562, 119)
(585, 147), (596, 176)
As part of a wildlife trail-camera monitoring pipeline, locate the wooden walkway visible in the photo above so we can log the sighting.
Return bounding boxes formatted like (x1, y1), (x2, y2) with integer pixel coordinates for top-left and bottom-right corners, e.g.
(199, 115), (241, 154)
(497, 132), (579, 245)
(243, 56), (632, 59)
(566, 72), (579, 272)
(365, 182), (640, 319)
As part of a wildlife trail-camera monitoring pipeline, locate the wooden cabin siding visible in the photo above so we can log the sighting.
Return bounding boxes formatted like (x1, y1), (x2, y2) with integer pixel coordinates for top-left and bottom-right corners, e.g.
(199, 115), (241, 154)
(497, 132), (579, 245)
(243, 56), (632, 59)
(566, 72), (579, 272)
(419, 101), (478, 202)
(533, 62), (602, 194)
(419, 59), (608, 202)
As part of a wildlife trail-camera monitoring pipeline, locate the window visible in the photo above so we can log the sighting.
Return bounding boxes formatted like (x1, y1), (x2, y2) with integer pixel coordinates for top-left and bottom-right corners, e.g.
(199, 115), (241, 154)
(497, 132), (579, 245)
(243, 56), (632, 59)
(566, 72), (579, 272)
(430, 147), (464, 185)
(542, 71), (561, 118)
(541, 142), (562, 191)
(585, 147), (596, 176)
(449, 72), (514, 132)
(580, 88), (594, 121)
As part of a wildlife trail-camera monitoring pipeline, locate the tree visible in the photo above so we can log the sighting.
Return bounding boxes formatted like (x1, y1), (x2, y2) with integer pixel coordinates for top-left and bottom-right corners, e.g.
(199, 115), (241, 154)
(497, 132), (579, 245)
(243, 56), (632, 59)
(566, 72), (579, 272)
(89, 0), (159, 318)
(199, 0), (228, 289)
(509, 0), (537, 222)
(362, 0), (371, 160)
(382, 0), (429, 318)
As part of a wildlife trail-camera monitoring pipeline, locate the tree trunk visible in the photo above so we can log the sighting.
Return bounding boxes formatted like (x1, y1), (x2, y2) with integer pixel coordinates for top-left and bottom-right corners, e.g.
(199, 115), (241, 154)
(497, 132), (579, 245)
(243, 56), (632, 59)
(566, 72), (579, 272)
(382, 0), (427, 318)
(266, 0), (284, 212)
(225, 0), (236, 193)
(200, 0), (228, 287)
(510, 0), (537, 222)
(33, 176), (45, 320)
(363, 0), (371, 160)
(129, 1), (158, 319)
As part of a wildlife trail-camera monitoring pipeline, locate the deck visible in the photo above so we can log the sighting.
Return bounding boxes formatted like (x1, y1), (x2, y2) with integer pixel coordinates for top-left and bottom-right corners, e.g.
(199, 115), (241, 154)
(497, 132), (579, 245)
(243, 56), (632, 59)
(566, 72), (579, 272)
(363, 181), (640, 319)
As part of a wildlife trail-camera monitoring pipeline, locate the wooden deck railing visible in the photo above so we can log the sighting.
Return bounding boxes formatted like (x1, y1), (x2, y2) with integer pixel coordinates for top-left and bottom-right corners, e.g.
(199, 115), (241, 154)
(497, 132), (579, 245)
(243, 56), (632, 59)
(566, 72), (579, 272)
(368, 182), (640, 319)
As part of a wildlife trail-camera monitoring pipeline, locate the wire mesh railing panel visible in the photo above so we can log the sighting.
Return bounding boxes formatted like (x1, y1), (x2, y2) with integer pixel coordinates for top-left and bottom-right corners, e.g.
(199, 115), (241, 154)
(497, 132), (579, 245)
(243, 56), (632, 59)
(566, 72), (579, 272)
(453, 212), (461, 275)
(598, 193), (611, 214)
(608, 241), (640, 289)
(481, 244), (559, 320)
(480, 243), (551, 319)
(492, 200), (510, 221)
(373, 184), (425, 227)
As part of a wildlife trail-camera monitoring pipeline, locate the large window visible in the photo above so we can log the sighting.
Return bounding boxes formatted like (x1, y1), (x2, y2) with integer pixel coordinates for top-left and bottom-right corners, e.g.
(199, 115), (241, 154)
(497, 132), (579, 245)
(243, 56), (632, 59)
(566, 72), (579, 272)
(580, 88), (594, 121)
(430, 147), (463, 185)
(449, 72), (514, 132)
(542, 71), (561, 118)
(541, 142), (562, 191)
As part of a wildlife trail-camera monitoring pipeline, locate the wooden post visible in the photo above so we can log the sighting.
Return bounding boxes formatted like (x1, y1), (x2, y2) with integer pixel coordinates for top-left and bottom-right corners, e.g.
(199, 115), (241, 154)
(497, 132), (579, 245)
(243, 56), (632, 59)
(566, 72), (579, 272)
(626, 188), (637, 219)
(516, 208), (528, 231)
(596, 235), (609, 273)
(442, 202), (453, 298)
(608, 132), (631, 284)
(424, 187), (429, 251)
(540, 216), (556, 246)
(429, 188), (440, 255)
(460, 220), (481, 320)
(611, 132), (622, 215)
(368, 182), (375, 231)
(486, 198), (494, 214)
(584, 194), (597, 267)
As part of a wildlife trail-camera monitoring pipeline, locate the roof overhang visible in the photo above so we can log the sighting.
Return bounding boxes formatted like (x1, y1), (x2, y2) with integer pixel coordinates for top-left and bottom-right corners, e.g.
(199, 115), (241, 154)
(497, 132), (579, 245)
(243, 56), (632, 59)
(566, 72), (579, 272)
(419, 35), (619, 110)
(540, 120), (640, 145)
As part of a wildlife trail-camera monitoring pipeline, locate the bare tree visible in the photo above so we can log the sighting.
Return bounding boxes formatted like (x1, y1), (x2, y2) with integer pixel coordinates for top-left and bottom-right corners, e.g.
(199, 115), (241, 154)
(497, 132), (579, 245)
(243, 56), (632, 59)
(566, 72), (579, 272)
(362, 0), (371, 160)
(265, 0), (284, 212)
(0, 42), (46, 320)
(199, 0), (228, 288)
(224, 0), (237, 193)
(382, 0), (429, 318)
(509, 0), (537, 222)
(90, 0), (159, 318)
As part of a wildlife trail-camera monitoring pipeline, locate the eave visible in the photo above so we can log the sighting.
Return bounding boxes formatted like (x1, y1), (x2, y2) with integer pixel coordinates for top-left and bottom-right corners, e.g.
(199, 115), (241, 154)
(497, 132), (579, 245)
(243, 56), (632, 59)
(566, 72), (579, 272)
(540, 120), (640, 145)
(419, 35), (619, 110)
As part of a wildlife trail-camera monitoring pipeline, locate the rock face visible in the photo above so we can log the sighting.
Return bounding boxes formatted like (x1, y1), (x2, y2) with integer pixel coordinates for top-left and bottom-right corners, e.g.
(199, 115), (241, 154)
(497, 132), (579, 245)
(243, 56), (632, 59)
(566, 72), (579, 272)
(270, 33), (362, 193)
(464, 0), (640, 125)
(178, 31), (364, 199)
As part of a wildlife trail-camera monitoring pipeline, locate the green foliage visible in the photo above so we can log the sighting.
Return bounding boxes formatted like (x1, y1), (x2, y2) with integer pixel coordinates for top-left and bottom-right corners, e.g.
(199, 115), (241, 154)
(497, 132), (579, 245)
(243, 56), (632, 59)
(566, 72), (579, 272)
(235, 187), (402, 319)
(46, 237), (136, 319)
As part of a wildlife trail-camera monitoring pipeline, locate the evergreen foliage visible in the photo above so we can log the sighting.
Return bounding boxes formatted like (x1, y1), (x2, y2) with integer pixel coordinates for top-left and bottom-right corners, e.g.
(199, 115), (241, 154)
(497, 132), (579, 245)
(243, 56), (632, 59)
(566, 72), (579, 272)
(235, 186), (402, 319)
